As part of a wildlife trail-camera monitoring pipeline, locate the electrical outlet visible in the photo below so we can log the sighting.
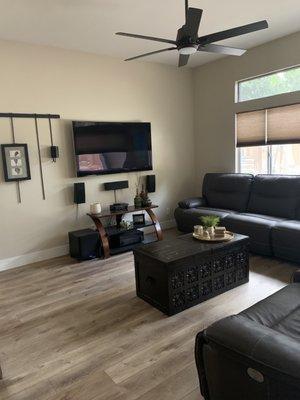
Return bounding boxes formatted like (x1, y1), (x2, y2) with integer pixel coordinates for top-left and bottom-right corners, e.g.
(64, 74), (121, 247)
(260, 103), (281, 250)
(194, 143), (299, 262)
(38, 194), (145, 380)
(166, 207), (171, 216)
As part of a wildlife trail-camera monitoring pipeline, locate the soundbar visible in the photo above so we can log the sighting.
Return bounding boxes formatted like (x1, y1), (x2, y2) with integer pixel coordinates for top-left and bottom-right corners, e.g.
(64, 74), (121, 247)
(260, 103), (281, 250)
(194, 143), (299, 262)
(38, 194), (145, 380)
(104, 180), (129, 191)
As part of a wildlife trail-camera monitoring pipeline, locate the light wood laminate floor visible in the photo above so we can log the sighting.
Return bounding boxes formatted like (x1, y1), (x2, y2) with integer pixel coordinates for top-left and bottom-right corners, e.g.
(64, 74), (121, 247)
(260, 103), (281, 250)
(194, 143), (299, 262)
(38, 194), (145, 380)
(0, 230), (298, 400)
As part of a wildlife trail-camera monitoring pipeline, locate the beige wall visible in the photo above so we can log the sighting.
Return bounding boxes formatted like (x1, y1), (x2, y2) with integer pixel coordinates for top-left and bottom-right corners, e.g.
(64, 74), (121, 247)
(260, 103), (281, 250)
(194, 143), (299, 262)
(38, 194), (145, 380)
(0, 40), (195, 263)
(1, 31), (300, 265)
(193, 31), (300, 186)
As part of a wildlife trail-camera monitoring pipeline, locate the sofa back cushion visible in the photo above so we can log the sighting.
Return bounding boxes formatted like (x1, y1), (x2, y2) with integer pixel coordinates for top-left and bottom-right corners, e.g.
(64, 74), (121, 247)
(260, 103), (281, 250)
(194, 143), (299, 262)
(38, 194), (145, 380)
(202, 173), (253, 212)
(247, 175), (300, 219)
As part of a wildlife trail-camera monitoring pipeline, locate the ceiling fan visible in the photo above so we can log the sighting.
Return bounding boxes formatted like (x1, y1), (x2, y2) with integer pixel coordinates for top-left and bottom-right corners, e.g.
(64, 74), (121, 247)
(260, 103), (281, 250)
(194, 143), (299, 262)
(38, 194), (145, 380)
(116, 0), (268, 67)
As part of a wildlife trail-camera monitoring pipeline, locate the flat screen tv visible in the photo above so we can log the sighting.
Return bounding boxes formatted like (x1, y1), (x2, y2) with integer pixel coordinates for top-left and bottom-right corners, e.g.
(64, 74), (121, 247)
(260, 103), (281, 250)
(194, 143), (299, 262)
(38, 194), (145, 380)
(72, 121), (152, 176)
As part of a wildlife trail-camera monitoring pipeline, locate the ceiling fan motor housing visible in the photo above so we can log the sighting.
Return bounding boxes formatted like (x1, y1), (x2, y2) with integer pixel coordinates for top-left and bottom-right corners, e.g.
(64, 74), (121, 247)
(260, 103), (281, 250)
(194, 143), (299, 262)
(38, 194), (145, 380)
(177, 26), (197, 46)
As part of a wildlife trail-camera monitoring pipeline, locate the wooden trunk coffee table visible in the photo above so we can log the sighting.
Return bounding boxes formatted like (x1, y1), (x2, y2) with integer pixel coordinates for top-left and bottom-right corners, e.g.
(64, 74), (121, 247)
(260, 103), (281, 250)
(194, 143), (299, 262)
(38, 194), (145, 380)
(134, 233), (249, 316)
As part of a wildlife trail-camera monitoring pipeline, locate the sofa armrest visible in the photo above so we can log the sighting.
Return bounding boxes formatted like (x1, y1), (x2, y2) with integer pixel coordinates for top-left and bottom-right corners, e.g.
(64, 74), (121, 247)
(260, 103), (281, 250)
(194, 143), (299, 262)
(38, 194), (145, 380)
(199, 315), (300, 382)
(292, 269), (300, 283)
(178, 197), (207, 209)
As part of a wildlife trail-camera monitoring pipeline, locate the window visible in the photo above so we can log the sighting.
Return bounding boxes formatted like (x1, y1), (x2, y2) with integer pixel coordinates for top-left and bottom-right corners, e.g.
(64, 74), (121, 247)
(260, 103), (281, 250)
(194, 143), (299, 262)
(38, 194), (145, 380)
(238, 146), (268, 175)
(238, 144), (300, 175)
(237, 66), (300, 102)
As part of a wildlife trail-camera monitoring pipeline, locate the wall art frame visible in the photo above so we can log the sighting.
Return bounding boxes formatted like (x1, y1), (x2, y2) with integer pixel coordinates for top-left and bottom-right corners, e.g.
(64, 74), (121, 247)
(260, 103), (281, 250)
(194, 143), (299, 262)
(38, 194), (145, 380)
(1, 143), (31, 182)
(133, 213), (145, 226)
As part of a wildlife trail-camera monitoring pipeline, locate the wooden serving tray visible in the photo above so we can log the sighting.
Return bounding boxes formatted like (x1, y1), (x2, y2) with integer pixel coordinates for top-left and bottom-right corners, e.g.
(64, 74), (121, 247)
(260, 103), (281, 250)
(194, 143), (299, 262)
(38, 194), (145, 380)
(193, 231), (234, 243)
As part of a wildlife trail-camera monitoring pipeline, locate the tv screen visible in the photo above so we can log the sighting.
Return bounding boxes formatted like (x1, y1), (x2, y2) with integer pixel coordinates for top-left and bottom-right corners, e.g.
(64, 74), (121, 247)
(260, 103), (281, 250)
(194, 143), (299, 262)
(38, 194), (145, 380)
(72, 121), (152, 176)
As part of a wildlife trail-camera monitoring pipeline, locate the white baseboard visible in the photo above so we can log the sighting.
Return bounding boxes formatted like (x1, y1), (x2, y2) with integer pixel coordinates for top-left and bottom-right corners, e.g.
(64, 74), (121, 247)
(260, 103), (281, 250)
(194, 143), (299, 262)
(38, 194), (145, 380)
(0, 219), (177, 272)
(0, 244), (69, 272)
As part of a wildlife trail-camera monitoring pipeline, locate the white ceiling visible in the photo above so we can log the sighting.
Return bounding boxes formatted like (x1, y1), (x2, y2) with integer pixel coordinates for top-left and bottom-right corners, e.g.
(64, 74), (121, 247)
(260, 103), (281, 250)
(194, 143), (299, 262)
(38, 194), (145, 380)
(0, 0), (299, 68)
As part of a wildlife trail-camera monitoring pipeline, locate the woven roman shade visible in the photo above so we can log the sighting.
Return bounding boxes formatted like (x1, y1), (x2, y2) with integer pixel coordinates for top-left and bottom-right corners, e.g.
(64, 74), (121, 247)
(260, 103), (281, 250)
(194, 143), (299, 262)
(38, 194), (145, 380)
(236, 103), (300, 147)
(267, 104), (300, 144)
(236, 110), (266, 147)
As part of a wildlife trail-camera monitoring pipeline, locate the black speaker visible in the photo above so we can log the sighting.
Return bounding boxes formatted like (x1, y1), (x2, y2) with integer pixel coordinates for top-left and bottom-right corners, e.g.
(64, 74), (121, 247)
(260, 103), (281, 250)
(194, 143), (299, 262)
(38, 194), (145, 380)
(74, 182), (85, 204)
(146, 175), (156, 193)
(104, 180), (129, 191)
(69, 229), (101, 260)
(50, 146), (59, 160)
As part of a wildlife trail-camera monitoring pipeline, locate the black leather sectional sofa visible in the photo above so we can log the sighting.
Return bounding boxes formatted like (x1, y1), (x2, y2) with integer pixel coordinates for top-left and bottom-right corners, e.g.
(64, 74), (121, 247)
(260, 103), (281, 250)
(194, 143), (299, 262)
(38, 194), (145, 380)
(195, 271), (300, 400)
(175, 173), (300, 263)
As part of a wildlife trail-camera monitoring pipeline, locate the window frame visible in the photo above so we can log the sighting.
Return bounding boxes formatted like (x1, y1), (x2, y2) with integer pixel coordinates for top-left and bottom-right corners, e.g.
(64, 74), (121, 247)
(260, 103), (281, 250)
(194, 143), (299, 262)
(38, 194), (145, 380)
(235, 64), (300, 103)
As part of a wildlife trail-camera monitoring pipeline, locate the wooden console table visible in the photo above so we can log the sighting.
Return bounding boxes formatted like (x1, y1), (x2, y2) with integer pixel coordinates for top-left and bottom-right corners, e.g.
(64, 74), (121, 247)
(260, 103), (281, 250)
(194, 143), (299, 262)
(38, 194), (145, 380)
(87, 205), (162, 259)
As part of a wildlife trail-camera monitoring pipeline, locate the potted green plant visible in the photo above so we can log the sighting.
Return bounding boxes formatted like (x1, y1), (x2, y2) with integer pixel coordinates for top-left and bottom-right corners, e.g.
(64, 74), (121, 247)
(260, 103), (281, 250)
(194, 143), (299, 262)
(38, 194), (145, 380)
(200, 215), (220, 236)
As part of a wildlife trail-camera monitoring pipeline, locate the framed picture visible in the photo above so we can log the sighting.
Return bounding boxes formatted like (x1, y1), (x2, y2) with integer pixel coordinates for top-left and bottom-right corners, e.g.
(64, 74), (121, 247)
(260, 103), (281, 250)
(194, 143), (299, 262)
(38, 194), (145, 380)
(1, 144), (31, 182)
(133, 213), (145, 226)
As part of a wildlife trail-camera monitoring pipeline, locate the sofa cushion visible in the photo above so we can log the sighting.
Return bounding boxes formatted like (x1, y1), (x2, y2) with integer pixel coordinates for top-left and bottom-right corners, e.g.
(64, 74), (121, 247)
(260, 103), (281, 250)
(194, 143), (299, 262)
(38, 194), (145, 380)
(174, 206), (235, 233)
(224, 213), (283, 256)
(178, 197), (207, 209)
(202, 173), (253, 212)
(272, 220), (300, 263)
(247, 174), (300, 219)
(241, 283), (300, 341)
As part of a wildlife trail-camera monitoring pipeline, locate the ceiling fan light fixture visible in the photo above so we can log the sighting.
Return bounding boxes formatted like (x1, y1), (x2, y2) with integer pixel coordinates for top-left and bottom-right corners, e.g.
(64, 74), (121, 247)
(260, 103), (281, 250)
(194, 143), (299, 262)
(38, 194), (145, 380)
(178, 46), (197, 55)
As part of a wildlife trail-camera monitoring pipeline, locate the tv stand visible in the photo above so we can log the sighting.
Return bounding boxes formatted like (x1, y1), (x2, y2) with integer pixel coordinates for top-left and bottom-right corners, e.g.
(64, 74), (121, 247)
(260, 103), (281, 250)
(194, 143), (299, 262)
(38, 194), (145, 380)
(87, 205), (162, 258)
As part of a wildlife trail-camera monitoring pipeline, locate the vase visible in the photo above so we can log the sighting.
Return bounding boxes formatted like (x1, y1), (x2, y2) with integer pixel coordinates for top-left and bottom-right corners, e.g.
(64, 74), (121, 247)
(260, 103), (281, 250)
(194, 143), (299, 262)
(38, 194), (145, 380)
(142, 197), (152, 207)
(194, 225), (203, 236)
(134, 195), (143, 208)
(90, 202), (102, 214)
(207, 227), (215, 237)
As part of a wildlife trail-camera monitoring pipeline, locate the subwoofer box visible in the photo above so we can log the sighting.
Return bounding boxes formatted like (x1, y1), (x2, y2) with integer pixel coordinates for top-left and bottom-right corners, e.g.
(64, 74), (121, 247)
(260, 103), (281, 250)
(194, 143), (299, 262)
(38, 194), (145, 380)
(69, 229), (101, 260)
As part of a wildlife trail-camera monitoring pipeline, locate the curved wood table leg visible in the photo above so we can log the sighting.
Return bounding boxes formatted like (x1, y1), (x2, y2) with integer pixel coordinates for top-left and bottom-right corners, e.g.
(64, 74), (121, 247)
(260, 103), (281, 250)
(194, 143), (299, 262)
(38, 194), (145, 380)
(146, 208), (163, 241)
(88, 214), (110, 259)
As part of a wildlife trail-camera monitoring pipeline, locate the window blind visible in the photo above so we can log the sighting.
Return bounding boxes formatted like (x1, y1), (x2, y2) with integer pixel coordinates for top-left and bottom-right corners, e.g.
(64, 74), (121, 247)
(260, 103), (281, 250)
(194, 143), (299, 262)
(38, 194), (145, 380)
(236, 110), (266, 147)
(236, 103), (300, 147)
(268, 104), (300, 144)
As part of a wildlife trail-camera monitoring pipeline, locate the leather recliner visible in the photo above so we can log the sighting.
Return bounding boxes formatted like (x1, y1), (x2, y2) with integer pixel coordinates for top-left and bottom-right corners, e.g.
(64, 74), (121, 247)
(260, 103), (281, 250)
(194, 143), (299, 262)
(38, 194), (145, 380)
(195, 272), (300, 400)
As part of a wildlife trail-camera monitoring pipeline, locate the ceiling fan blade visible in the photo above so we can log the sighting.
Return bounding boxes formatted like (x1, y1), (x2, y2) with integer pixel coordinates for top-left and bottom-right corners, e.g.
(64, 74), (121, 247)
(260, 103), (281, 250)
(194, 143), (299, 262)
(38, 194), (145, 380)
(178, 54), (189, 67)
(185, 8), (203, 38)
(116, 32), (176, 45)
(197, 20), (268, 45)
(125, 47), (177, 61)
(198, 44), (246, 56)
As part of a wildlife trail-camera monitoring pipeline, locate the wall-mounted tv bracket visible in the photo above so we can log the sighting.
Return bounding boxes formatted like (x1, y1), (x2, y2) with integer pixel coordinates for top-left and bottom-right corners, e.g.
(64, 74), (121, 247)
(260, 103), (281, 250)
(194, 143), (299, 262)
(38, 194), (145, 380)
(0, 112), (60, 202)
